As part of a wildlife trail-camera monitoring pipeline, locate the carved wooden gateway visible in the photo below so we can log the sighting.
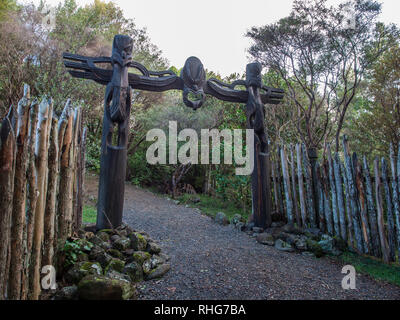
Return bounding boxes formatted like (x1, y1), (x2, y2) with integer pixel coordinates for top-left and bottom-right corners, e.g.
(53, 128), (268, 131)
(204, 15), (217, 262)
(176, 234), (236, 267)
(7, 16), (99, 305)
(63, 34), (284, 230)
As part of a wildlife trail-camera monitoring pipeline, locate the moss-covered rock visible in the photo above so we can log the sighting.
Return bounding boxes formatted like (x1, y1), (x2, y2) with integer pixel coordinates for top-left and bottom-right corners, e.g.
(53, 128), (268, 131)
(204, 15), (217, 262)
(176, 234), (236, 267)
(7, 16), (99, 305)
(98, 229), (115, 235)
(123, 262), (144, 282)
(146, 241), (161, 254)
(107, 248), (124, 259)
(130, 232), (147, 251)
(131, 251), (151, 265)
(77, 275), (136, 300)
(113, 237), (131, 251)
(145, 263), (170, 280)
(97, 232), (110, 242)
(306, 239), (324, 258)
(65, 261), (102, 284)
(105, 258), (125, 274)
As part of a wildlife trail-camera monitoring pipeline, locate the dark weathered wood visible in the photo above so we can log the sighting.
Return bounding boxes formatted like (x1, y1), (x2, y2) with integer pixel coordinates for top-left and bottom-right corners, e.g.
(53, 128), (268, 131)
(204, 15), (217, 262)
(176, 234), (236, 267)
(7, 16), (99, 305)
(9, 85), (30, 300)
(381, 157), (396, 261)
(30, 98), (52, 300)
(302, 144), (316, 227)
(389, 144), (400, 259)
(57, 103), (74, 241)
(0, 105), (17, 300)
(276, 148), (284, 220)
(327, 144), (340, 237)
(362, 156), (381, 257)
(342, 135), (364, 253)
(42, 117), (59, 267)
(296, 144), (307, 226)
(316, 162), (326, 232)
(281, 147), (293, 224)
(341, 161), (353, 246)
(21, 101), (39, 300)
(374, 157), (390, 263)
(271, 161), (279, 213)
(334, 153), (347, 240)
(322, 161), (333, 235)
(355, 160), (371, 255)
(290, 145), (301, 226)
(246, 62), (271, 228)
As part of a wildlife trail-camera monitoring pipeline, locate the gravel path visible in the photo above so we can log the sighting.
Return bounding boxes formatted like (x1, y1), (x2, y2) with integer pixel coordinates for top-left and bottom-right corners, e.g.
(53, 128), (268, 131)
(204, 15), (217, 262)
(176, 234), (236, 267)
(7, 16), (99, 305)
(107, 180), (400, 299)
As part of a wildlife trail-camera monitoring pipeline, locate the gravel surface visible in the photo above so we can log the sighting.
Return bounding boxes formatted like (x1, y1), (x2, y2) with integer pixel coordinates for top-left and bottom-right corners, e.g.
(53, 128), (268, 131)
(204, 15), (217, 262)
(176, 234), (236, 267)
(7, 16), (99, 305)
(87, 176), (400, 299)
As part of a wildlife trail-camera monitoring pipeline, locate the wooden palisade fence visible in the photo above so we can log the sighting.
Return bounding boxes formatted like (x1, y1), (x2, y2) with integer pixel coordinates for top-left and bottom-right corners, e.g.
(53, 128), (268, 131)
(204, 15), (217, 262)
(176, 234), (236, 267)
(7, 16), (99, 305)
(0, 85), (86, 300)
(272, 136), (400, 263)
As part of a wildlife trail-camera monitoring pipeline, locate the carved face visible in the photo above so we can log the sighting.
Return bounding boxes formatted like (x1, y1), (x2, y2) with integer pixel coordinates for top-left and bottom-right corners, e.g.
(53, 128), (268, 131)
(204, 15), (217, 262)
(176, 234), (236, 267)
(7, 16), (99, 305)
(181, 56), (206, 110)
(112, 35), (133, 67)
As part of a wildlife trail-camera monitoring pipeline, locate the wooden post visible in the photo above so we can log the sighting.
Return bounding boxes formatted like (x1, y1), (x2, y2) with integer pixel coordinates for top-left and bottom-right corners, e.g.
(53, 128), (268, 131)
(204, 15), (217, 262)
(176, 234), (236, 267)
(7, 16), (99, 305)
(322, 161), (333, 235)
(281, 147), (293, 224)
(302, 144), (316, 228)
(276, 148), (284, 220)
(290, 144), (301, 226)
(21, 101), (39, 300)
(296, 144), (307, 227)
(355, 160), (372, 255)
(342, 135), (364, 253)
(58, 104), (74, 242)
(8, 85), (30, 300)
(0, 105), (17, 300)
(327, 144), (340, 237)
(271, 161), (279, 214)
(389, 144), (400, 259)
(374, 157), (390, 263)
(72, 107), (82, 233)
(381, 157), (396, 261)
(362, 156), (381, 257)
(341, 161), (354, 247)
(42, 117), (59, 267)
(244, 62), (271, 228)
(334, 153), (347, 240)
(29, 98), (52, 300)
(316, 163), (326, 232)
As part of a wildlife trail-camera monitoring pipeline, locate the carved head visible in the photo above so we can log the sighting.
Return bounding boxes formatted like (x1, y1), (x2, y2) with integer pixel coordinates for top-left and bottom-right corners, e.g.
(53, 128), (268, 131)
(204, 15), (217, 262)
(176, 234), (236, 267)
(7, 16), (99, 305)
(181, 56), (206, 110)
(111, 35), (133, 67)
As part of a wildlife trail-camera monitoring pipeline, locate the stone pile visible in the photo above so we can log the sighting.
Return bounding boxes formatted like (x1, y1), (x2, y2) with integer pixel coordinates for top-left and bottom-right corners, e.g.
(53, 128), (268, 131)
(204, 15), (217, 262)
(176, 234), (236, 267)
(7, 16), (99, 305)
(54, 223), (170, 300)
(216, 212), (347, 258)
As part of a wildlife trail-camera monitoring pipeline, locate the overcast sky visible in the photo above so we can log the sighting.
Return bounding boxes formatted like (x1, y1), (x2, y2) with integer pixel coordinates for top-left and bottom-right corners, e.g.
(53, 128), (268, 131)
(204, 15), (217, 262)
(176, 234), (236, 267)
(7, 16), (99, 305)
(20, 0), (400, 76)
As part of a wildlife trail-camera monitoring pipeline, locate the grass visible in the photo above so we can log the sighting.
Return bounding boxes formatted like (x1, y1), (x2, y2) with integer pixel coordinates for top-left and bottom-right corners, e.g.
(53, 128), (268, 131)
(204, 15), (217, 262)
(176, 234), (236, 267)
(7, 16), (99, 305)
(82, 204), (97, 224)
(333, 251), (400, 287)
(176, 193), (250, 221)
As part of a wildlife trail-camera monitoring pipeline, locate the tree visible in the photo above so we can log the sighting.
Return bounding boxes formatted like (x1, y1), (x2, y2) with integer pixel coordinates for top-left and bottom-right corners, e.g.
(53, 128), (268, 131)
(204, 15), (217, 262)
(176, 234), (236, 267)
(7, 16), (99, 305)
(247, 0), (396, 151)
(345, 41), (400, 159)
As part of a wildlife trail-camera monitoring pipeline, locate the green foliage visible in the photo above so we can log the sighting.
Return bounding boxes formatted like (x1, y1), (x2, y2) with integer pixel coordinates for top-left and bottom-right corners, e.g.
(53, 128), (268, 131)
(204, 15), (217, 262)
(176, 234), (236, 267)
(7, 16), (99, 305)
(335, 252), (400, 287)
(177, 193), (250, 221)
(82, 205), (97, 224)
(214, 170), (251, 213)
(61, 238), (93, 267)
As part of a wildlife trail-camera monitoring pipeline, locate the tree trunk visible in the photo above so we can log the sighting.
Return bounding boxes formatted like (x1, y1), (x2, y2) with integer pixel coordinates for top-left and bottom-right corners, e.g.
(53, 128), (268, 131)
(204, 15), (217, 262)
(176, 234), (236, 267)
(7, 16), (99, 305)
(389, 144), (400, 259)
